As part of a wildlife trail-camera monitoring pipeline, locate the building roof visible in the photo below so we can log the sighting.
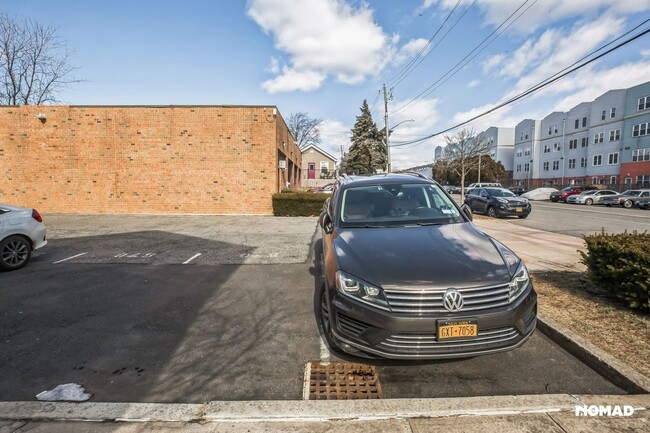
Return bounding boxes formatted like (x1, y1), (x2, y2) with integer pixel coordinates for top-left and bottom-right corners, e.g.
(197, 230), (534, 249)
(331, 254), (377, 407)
(301, 144), (338, 162)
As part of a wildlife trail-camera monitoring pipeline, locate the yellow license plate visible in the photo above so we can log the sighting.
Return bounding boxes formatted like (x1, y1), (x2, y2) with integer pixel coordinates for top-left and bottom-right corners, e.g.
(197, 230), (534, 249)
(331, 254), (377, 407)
(438, 321), (478, 340)
(515, 207), (523, 212)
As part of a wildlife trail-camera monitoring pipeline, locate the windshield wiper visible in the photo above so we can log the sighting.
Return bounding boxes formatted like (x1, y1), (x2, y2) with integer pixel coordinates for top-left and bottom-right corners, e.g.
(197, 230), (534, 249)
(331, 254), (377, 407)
(416, 221), (446, 226)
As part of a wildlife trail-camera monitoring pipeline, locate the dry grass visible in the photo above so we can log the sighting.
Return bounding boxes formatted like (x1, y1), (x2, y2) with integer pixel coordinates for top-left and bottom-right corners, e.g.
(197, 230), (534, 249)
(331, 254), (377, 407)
(531, 271), (650, 378)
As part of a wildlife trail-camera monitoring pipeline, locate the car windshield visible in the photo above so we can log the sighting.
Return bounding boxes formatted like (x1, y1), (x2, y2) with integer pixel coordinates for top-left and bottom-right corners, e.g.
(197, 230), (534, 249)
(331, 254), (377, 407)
(485, 188), (516, 197)
(621, 190), (641, 196)
(339, 183), (464, 227)
(581, 190), (598, 196)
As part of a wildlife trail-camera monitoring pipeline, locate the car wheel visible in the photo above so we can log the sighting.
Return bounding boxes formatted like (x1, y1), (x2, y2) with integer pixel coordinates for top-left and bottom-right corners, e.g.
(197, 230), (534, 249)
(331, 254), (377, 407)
(623, 199), (633, 209)
(487, 206), (497, 218)
(319, 288), (342, 352)
(585, 198), (593, 205)
(0, 235), (32, 271)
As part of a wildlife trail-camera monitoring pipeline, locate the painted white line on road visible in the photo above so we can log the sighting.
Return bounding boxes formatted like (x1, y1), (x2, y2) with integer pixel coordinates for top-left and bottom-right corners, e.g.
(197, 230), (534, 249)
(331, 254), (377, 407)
(52, 252), (87, 264)
(320, 334), (330, 363)
(182, 253), (202, 264)
(302, 362), (312, 400)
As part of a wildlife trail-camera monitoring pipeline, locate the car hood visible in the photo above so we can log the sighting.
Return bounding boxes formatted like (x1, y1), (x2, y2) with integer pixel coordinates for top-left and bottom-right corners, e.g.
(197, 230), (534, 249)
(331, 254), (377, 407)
(333, 222), (512, 289)
(502, 197), (528, 205)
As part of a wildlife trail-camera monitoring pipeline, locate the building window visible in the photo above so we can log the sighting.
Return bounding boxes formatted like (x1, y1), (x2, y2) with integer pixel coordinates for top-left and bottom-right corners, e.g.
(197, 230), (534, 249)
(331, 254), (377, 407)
(593, 155), (602, 166)
(516, 149), (522, 157)
(594, 132), (604, 144)
(637, 174), (650, 187)
(580, 157), (587, 168)
(516, 164), (521, 173)
(525, 132), (528, 139)
(625, 177), (632, 185)
(569, 139), (577, 149)
(320, 161), (328, 173)
(543, 162), (549, 171)
(524, 163), (530, 172)
(553, 142), (561, 152)
(632, 148), (650, 162)
(610, 176), (617, 185)
(582, 117), (587, 127)
(607, 152), (618, 165)
(609, 129), (621, 141)
(544, 144), (550, 153)
(568, 158), (576, 169)
(548, 126), (552, 135)
(581, 137), (588, 147)
(632, 122), (649, 137)
(592, 176), (598, 184)
(524, 148), (531, 156)
(575, 119), (580, 129)
(638, 96), (650, 111)
(553, 160), (559, 170)
(599, 178), (608, 185)
(601, 110), (606, 120)
(610, 107), (616, 118)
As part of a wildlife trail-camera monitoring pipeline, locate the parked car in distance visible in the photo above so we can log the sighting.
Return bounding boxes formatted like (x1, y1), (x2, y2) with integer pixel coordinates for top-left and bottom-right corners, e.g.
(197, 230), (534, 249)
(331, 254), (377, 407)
(566, 189), (618, 205)
(310, 184), (335, 194)
(550, 186), (598, 202)
(318, 173), (537, 359)
(442, 184), (461, 194)
(637, 198), (650, 209)
(464, 187), (532, 219)
(508, 186), (527, 196)
(521, 188), (558, 201)
(600, 189), (650, 208)
(0, 204), (47, 271)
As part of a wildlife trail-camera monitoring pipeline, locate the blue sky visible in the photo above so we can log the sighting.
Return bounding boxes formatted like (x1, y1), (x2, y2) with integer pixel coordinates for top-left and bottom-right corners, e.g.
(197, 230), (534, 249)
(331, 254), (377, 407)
(4, 0), (650, 168)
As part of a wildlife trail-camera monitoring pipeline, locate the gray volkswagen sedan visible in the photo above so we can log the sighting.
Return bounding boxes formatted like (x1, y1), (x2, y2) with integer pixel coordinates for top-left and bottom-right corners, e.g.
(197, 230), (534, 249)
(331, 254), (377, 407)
(318, 173), (537, 359)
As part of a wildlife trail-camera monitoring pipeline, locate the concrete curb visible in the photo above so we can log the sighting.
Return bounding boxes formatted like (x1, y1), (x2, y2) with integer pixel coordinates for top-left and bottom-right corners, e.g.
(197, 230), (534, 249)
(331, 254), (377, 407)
(537, 313), (650, 394)
(1, 395), (648, 423)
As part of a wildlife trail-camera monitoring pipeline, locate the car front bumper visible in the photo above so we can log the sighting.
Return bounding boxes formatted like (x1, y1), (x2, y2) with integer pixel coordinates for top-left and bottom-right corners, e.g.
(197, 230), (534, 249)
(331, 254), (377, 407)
(329, 284), (537, 359)
(495, 204), (532, 217)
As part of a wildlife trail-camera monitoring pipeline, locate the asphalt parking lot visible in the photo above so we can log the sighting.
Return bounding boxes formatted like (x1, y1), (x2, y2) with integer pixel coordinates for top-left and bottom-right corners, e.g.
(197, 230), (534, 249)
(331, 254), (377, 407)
(0, 215), (627, 402)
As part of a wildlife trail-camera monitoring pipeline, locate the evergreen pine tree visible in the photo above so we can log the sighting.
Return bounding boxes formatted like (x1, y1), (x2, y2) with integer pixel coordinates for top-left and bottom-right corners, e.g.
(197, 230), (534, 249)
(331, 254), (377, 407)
(346, 100), (386, 174)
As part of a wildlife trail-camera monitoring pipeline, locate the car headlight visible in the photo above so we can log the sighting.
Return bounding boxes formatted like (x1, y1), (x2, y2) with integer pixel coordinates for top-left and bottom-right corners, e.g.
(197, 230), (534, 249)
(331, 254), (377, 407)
(336, 270), (389, 309)
(509, 262), (530, 302)
(496, 197), (509, 204)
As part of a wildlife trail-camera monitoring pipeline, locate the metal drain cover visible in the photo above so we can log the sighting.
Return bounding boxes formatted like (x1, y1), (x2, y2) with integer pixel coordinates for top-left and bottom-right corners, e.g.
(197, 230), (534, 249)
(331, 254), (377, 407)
(304, 361), (384, 400)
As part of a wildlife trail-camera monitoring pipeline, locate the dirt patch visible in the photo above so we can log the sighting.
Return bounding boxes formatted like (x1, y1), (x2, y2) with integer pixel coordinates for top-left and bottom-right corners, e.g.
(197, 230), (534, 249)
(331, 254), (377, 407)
(531, 271), (650, 378)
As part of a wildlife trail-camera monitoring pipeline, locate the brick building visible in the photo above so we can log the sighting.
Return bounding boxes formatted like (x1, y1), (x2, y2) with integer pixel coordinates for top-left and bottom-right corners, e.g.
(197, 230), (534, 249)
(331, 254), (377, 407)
(0, 105), (301, 214)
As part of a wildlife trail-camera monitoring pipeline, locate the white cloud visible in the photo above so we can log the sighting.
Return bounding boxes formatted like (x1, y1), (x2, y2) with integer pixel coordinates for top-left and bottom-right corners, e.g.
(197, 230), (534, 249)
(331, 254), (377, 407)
(641, 49), (650, 58)
(266, 57), (280, 74)
(248, 0), (396, 92)
(467, 79), (481, 88)
(318, 119), (350, 158)
(482, 54), (505, 74)
(394, 38), (430, 65)
(422, 0), (650, 33)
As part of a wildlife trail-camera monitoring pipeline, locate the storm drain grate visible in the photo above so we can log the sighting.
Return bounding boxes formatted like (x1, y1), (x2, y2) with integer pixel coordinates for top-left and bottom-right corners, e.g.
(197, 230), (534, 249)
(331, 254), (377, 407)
(304, 361), (383, 400)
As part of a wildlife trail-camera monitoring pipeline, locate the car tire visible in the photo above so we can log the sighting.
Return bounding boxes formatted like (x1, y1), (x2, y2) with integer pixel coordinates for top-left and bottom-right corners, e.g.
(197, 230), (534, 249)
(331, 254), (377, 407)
(319, 288), (343, 353)
(585, 198), (593, 205)
(623, 200), (633, 209)
(0, 235), (32, 271)
(487, 206), (497, 218)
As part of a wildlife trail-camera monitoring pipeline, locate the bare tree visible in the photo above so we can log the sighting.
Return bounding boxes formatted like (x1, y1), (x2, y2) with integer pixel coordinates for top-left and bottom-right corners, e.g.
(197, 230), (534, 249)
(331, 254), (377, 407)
(287, 112), (323, 150)
(443, 128), (492, 201)
(0, 14), (79, 105)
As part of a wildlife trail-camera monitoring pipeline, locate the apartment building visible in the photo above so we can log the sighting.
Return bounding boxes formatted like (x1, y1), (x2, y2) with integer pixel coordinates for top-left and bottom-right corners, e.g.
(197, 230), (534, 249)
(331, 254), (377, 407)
(476, 127), (515, 184)
(620, 81), (650, 189)
(587, 90), (626, 186)
(513, 119), (540, 188)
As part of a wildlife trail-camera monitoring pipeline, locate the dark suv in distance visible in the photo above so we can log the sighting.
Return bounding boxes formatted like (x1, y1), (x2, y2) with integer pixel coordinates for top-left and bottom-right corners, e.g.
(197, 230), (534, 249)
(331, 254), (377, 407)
(318, 173), (537, 359)
(465, 187), (532, 219)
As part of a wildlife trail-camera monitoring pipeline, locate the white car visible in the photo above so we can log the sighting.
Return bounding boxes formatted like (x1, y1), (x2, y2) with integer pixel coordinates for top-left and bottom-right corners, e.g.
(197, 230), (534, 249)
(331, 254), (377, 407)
(567, 189), (618, 205)
(0, 204), (47, 271)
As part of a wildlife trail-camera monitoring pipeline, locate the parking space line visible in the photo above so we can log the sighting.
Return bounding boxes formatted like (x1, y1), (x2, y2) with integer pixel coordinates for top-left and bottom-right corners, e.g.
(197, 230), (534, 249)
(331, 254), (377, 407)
(182, 253), (202, 264)
(53, 252), (88, 264)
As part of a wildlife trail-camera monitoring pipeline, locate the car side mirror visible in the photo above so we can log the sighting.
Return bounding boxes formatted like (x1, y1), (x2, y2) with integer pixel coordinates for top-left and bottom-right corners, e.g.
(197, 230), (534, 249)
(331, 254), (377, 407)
(460, 204), (473, 221)
(319, 211), (333, 234)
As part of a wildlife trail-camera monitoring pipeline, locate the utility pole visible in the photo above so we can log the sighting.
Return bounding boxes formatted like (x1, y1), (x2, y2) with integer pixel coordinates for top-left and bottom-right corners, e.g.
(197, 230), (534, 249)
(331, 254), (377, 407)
(478, 154), (482, 183)
(384, 84), (391, 173)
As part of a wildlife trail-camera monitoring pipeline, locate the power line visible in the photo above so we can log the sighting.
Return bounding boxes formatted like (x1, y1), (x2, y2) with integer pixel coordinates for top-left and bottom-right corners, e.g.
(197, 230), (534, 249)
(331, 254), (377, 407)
(391, 0), (534, 118)
(389, 23), (650, 149)
(386, 0), (470, 88)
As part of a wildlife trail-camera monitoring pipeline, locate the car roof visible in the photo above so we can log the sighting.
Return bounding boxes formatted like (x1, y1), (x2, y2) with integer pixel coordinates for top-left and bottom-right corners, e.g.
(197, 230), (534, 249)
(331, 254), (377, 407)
(338, 173), (436, 188)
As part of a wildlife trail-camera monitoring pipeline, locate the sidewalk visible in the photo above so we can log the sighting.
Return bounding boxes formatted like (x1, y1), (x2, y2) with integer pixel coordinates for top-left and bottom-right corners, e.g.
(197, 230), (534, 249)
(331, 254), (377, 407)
(2, 219), (648, 432)
(1, 394), (648, 432)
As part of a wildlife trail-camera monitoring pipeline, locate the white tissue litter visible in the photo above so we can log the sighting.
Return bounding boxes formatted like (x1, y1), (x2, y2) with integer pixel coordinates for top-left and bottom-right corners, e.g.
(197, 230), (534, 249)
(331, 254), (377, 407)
(36, 383), (93, 401)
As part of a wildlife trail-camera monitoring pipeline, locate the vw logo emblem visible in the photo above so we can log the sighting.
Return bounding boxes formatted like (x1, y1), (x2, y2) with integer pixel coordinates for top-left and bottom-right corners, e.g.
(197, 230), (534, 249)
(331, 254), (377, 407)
(443, 288), (464, 312)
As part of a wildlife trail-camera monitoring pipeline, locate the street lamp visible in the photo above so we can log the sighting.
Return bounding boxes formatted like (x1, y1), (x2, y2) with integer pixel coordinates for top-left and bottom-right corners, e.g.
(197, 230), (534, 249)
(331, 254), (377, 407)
(385, 119), (414, 173)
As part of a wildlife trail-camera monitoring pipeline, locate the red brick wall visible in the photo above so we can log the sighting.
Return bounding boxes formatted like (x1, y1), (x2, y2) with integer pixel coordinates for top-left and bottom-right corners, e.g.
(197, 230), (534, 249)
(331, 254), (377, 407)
(0, 105), (300, 214)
